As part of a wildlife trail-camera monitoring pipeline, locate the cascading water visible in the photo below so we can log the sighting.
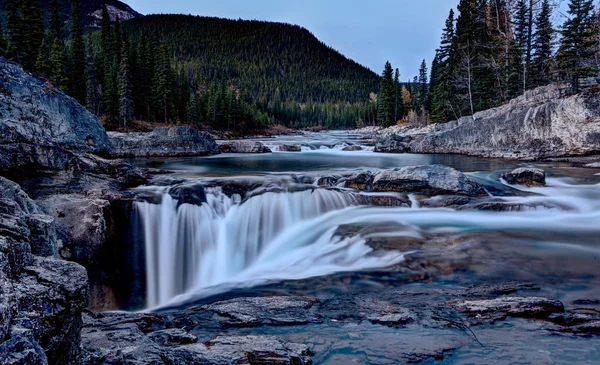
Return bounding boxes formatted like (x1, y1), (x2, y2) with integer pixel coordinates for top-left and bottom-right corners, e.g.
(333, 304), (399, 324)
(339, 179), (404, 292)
(136, 187), (382, 307)
(136, 177), (600, 309)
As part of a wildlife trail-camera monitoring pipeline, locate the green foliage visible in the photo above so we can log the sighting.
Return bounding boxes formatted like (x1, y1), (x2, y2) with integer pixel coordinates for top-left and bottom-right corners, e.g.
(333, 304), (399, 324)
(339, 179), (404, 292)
(430, 9), (457, 123)
(377, 61), (395, 127)
(50, 37), (68, 89)
(35, 38), (50, 77)
(68, 0), (86, 103)
(532, 0), (554, 87)
(0, 20), (6, 57)
(557, 0), (598, 91)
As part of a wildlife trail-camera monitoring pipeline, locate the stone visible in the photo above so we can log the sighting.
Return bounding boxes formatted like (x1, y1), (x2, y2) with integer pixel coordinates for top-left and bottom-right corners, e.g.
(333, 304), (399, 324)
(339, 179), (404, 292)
(367, 309), (415, 326)
(0, 58), (112, 172)
(278, 144), (302, 152)
(108, 127), (220, 157)
(342, 145), (363, 151)
(373, 83), (600, 159)
(343, 171), (374, 191)
(501, 167), (546, 187)
(451, 297), (564, 323)
(372, 165), (486, 196)
(219, 140), (271, 153)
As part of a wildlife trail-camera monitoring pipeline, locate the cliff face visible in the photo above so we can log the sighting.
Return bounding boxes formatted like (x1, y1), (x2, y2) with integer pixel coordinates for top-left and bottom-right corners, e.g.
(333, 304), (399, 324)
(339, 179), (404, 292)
(0, 58), (113, 171)
(376, 83), (600, 160)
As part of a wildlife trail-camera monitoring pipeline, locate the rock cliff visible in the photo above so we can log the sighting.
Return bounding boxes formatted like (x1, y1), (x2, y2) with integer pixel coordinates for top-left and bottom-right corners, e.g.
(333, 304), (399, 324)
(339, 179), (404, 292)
(375, 83), (600, 160)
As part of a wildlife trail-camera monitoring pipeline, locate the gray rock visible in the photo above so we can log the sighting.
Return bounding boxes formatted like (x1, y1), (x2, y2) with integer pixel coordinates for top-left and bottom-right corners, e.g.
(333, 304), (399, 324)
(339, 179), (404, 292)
(0, 58), (111, 161)
(108, 127), (220, 157)
(279, 144), (302, 152)
(342, 145), (363, 151)
(501, 167), (546, 186)
(205, 296), (320, 327)
(451, 297), (564, 322)
(367, 309), (416, 326)
(374, 83), (600, 159)
(219, 140), (272, 153)
(372, 165), (486, 196)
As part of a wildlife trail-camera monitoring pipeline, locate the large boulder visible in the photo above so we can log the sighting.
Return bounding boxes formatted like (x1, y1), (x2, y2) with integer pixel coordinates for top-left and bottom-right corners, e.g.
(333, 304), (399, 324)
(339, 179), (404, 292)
(374, 83), (600, 159)
(108, 127), (220, 157)
(0, 58), (112, 172)
(219, 140), (272, 153)
(371, 165), (486, 196)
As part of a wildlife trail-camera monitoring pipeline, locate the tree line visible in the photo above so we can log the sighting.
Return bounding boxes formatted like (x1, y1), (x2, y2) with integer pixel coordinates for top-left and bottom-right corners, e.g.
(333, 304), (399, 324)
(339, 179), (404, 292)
(377, 0), (600, 125)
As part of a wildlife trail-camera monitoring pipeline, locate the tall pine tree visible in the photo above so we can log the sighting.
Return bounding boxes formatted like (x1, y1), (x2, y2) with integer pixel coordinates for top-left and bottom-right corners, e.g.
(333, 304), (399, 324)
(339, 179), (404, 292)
(118, 42), (134, 130)
(532, 0), (554, 87)
(557, 0), (599, 91)
(69, 0), (87, 103)
(5, 0), (23, 63)
(430, 9), (457, 122)
(21, 0), (44, 71)
(377, 61), (395, 127)
(48, 0), (62, 41)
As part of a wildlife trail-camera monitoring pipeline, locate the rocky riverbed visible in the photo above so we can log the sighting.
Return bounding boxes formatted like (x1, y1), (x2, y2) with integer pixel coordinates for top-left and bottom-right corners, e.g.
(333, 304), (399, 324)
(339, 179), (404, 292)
(1, 58), (600, 364)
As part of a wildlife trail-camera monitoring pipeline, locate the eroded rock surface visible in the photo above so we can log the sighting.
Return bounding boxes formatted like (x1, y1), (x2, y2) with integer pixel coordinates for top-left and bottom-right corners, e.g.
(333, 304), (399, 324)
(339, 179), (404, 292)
(501, 167), (546, 186)
(108, 127), (220, 157)
(219, 140), (272, 153)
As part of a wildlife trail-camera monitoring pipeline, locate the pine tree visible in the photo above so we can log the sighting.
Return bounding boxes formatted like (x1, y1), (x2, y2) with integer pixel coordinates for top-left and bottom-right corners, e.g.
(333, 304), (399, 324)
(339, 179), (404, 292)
(557, 0), (599, 91)
(393, 68), (403, 122)
(118, 42), (134, 130)
(20, 0), (44, 71)
(35, 39), (51, 78)
(48, 0), (62, 41)
(50, 38), (68, 89)
(532, 0), (554, 87)
(154, 42), (173, 123)
(455, 0), (479, 116)
(0, 22), (7, 58)
(512, 0), (530, 95)
(417, 59), (429, 115)
(377, 61), (395, 127)
(85, 33), (100, 114)
(5, 0), (23, 63)
(69, 0), (87, 103)
(430, 9), (457, 122)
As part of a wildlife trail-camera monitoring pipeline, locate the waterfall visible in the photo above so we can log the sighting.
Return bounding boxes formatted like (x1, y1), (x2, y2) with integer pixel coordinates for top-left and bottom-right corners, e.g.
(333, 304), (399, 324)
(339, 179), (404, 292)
(136, 187), (366, 307)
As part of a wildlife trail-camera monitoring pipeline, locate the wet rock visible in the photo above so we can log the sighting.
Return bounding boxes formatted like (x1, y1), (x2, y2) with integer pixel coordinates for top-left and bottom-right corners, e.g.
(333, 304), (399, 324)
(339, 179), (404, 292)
(168, 182), (208, 206)
(501, 167), (546, 187)
(374, 134), (413, 153)
(148, 329), (199, 346)
(342, 145), (363, 151)
(367, 309), (416, 327)
(279, 144), (302, 152)
(108, 127), (220, 157)
(343, 171), (374, 191)
(317, 175), (341, 187)
(26, 214), (58, 257)
(219, 140), (271, 153)
(372, 165), (486, 196)
(366, 194), (411, 207)
(205, 296), (320, 327)
(570, 320), (600, 335)
(451, 297), (564, 323)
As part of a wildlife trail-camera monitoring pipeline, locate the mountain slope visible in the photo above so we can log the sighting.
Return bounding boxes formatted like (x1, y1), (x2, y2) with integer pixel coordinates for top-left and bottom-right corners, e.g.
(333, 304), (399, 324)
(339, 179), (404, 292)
(121, 15), (379, 106)
(0, 0), (141, 29)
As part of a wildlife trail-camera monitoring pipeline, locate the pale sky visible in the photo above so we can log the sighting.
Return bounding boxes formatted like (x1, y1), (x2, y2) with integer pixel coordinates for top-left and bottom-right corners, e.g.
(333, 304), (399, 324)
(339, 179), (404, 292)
(122, 0), (455, 78)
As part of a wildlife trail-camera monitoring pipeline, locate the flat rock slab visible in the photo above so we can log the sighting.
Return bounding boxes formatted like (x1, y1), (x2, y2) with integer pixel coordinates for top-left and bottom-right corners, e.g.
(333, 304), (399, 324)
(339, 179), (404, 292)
(450, 296), (564, 323)
(205, 296), (320, 326)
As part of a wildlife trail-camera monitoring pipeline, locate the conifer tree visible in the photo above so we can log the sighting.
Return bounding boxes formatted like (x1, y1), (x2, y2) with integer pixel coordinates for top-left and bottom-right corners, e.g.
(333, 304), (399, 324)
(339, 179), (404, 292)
(69, 0), (87, 103)
(512, 0), (530, 94)
(50, 38), (68, 89)
(154, 42), (173, 123)
(377, 61), (395, 127)
(49, 0), (62, 41)
(21, 0), (44, 71)
(393, 68), (403, 122)
(118, 42), (134, 130)
(417, 59), (429, 114)
(557, 0), (598, 91)
(0, 22), (6, 58)
(35, 39), (51, 78)
(532, 0), (554, 87)
(85, 33), (100, 114)
(5, 0), (23, 63)
(430, 9), (457, 122)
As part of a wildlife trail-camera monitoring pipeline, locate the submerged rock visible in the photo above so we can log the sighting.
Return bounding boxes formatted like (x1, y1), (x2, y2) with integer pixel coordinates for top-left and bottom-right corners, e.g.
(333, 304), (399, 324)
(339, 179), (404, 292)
(108, 127), (220, 157)
(342, 145), (363, 151)
(451, 296), (564, 323)
(219, 140), (272, 153)
(501, 167), (546, 186)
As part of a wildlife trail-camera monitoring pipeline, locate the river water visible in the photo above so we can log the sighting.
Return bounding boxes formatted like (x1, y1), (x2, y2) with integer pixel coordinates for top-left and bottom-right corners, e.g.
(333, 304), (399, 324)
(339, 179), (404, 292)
(129, 132), (600, 364)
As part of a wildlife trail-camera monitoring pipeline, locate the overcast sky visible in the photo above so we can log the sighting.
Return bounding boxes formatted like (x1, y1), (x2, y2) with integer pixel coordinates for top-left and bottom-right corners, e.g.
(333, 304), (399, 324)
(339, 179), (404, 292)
(122, 0), (455, 79)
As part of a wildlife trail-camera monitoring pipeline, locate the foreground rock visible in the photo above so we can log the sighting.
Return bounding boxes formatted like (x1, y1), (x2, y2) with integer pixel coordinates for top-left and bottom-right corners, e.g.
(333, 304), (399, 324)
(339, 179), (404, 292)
(278, 144), (302, 152)
(108, 126), (220, 157)
(0, 177), (89, 365)
(501, 167), (546, 186)
(219, 140), (272, 153)
(374, 83), (600, 160)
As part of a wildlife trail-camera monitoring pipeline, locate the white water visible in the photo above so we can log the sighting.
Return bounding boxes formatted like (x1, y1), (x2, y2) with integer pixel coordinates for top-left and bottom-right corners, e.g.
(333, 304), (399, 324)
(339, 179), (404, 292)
(136, 178), (600, 309)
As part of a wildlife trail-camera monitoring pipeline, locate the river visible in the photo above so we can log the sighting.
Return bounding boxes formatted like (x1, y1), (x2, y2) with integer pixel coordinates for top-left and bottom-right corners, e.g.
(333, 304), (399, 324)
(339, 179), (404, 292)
(128, 131), (600, 364)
